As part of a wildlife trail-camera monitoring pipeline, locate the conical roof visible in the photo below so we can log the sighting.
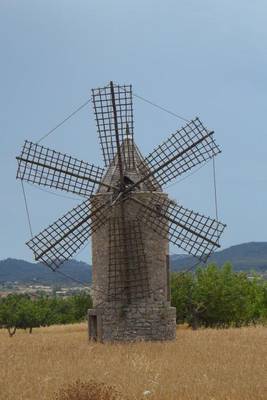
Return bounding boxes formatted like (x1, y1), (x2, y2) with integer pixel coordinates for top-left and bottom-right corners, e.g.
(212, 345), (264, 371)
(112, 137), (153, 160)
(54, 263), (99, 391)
(97, 138), (161, 193)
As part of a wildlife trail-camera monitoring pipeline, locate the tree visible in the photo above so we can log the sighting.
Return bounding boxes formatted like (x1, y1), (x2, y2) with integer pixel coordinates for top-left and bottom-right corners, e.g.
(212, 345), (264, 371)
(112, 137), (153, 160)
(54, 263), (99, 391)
(0, 294), (27, 336)
(69, 293), (93, 321)
(16, 299), (42, 333)
(171, 263), (267, 329)
(0, 292), (93, 336)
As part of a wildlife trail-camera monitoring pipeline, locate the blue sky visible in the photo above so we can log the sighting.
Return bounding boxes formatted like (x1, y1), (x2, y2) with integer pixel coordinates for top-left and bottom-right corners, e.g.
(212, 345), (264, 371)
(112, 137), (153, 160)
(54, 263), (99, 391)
(0, 0), (266, 263)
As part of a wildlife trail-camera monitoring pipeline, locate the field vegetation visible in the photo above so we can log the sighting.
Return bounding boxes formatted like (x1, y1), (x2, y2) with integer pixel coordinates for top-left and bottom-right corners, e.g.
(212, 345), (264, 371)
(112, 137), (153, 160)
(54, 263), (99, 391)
(1, 264), (266, 399)
(0, 323), (267, 400)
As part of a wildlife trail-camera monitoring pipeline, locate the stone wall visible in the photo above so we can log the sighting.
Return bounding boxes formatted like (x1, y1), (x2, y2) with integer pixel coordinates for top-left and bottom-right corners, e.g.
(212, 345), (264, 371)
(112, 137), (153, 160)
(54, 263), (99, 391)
(88, 301), (176, 342)
(89, 191), (176, 342)
(91, 192), (170, 304)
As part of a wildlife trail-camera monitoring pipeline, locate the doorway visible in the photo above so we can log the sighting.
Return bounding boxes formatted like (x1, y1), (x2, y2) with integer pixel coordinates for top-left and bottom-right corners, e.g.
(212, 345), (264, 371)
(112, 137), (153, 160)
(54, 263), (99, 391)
(88, 310), (102, 342)
(89, 315), (97, 341)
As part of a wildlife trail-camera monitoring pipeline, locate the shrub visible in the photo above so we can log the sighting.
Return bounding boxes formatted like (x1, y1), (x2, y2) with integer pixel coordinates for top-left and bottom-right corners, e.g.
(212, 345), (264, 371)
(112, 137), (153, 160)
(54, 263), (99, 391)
(54, 380), (123, 400)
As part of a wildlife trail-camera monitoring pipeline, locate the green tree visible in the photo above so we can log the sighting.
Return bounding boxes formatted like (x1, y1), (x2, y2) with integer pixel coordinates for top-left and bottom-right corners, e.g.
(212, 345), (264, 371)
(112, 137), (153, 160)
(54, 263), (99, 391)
(0, 292), (92, 336)
(69, 293), (93, 321)
(0, 294), (28, 336)
(171, 263), (267, 329)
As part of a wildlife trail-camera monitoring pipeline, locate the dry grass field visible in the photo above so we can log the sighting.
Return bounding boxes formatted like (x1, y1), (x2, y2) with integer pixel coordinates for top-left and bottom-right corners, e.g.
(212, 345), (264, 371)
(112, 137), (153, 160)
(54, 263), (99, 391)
(0, 323), (267, 400)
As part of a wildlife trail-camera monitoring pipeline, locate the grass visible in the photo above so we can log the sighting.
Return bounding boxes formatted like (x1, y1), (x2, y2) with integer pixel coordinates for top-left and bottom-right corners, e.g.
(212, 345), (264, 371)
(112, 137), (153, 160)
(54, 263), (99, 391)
(0, 323), (267, 400)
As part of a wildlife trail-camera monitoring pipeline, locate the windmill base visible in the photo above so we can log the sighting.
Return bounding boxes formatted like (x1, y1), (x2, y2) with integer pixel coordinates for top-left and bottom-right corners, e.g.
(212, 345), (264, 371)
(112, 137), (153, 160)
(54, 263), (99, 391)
(88, 301), (176, 342)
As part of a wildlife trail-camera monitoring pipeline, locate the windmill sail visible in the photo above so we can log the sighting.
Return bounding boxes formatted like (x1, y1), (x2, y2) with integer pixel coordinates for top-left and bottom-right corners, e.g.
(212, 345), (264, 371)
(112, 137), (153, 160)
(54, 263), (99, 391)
(132, 194), (226, 262)
(16, 141), (106, 197)
(92, 82), (134, 168)
(136, 118), (220, 188)
(27, 199), (110, 269)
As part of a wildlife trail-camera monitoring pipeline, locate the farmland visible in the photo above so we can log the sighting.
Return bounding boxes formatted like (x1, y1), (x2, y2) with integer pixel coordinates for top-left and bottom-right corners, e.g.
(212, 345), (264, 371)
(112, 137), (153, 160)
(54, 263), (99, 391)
(1, 323), (266, 400)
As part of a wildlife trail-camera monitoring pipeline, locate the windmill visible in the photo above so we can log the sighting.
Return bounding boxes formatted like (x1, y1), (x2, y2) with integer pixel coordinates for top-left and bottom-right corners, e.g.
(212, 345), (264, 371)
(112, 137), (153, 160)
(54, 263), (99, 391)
(16, 81), (226, 342)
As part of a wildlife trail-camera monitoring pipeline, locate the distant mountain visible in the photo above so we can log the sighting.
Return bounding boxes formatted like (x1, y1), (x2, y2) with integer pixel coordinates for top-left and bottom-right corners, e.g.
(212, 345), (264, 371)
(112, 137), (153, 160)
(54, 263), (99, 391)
(170, 242), (267, 272)
(0, 242), (266, 286)
(0, 258), (91, 286)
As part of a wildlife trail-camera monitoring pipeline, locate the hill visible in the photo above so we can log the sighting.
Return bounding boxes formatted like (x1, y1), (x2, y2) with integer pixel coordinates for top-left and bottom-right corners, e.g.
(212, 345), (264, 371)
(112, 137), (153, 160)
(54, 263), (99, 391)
(0, 242), (266, 285)
(171, 242), (267, 272)
(0, 258), (91, 285)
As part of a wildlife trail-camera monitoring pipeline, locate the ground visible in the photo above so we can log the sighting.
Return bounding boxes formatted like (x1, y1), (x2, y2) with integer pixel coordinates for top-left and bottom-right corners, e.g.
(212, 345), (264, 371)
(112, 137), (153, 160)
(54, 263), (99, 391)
(0, 324), (266, 400)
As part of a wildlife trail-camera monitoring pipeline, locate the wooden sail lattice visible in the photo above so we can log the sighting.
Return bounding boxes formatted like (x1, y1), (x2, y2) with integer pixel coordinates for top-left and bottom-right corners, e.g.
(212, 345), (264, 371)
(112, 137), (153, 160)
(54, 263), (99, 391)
(92, 83), (134, 168)
(17, 140), (105, 197)
(137, 118), (220, 188)
(133, 194), (225, 262)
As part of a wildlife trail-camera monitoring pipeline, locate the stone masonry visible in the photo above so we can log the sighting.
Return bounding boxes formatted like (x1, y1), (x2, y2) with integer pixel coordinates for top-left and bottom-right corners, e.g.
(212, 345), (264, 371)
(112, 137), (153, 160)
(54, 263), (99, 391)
(88, 140), (176, 342)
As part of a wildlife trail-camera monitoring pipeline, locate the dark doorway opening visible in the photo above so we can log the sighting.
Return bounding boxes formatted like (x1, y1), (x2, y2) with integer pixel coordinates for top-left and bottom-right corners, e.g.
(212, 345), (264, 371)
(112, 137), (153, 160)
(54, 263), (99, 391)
(89, 315), (98, 341)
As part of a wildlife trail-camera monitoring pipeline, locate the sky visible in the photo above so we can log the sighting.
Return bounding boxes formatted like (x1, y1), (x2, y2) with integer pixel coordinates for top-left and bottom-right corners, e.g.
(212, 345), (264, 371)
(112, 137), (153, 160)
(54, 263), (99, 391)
(0, 0), (266, 263)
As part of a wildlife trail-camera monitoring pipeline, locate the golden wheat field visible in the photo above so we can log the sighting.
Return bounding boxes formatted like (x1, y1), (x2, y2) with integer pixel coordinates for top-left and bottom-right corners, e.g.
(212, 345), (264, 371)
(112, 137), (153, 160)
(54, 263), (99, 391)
(0, 323), (267, 400)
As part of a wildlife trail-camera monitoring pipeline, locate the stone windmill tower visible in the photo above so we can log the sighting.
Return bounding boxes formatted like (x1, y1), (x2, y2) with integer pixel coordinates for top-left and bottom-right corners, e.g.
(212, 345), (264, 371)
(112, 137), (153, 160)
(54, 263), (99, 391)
(16, 81), (226, 342)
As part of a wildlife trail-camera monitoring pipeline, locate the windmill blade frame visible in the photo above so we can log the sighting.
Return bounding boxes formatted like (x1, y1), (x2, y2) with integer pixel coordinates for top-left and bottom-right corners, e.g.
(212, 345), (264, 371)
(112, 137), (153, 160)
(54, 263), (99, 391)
(92, 82), (135, 169)
(131, 194), (226, 262)
(27, 198), (111, 270)
(135, 117), (221, 189)
(16, 140), (112, 197)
